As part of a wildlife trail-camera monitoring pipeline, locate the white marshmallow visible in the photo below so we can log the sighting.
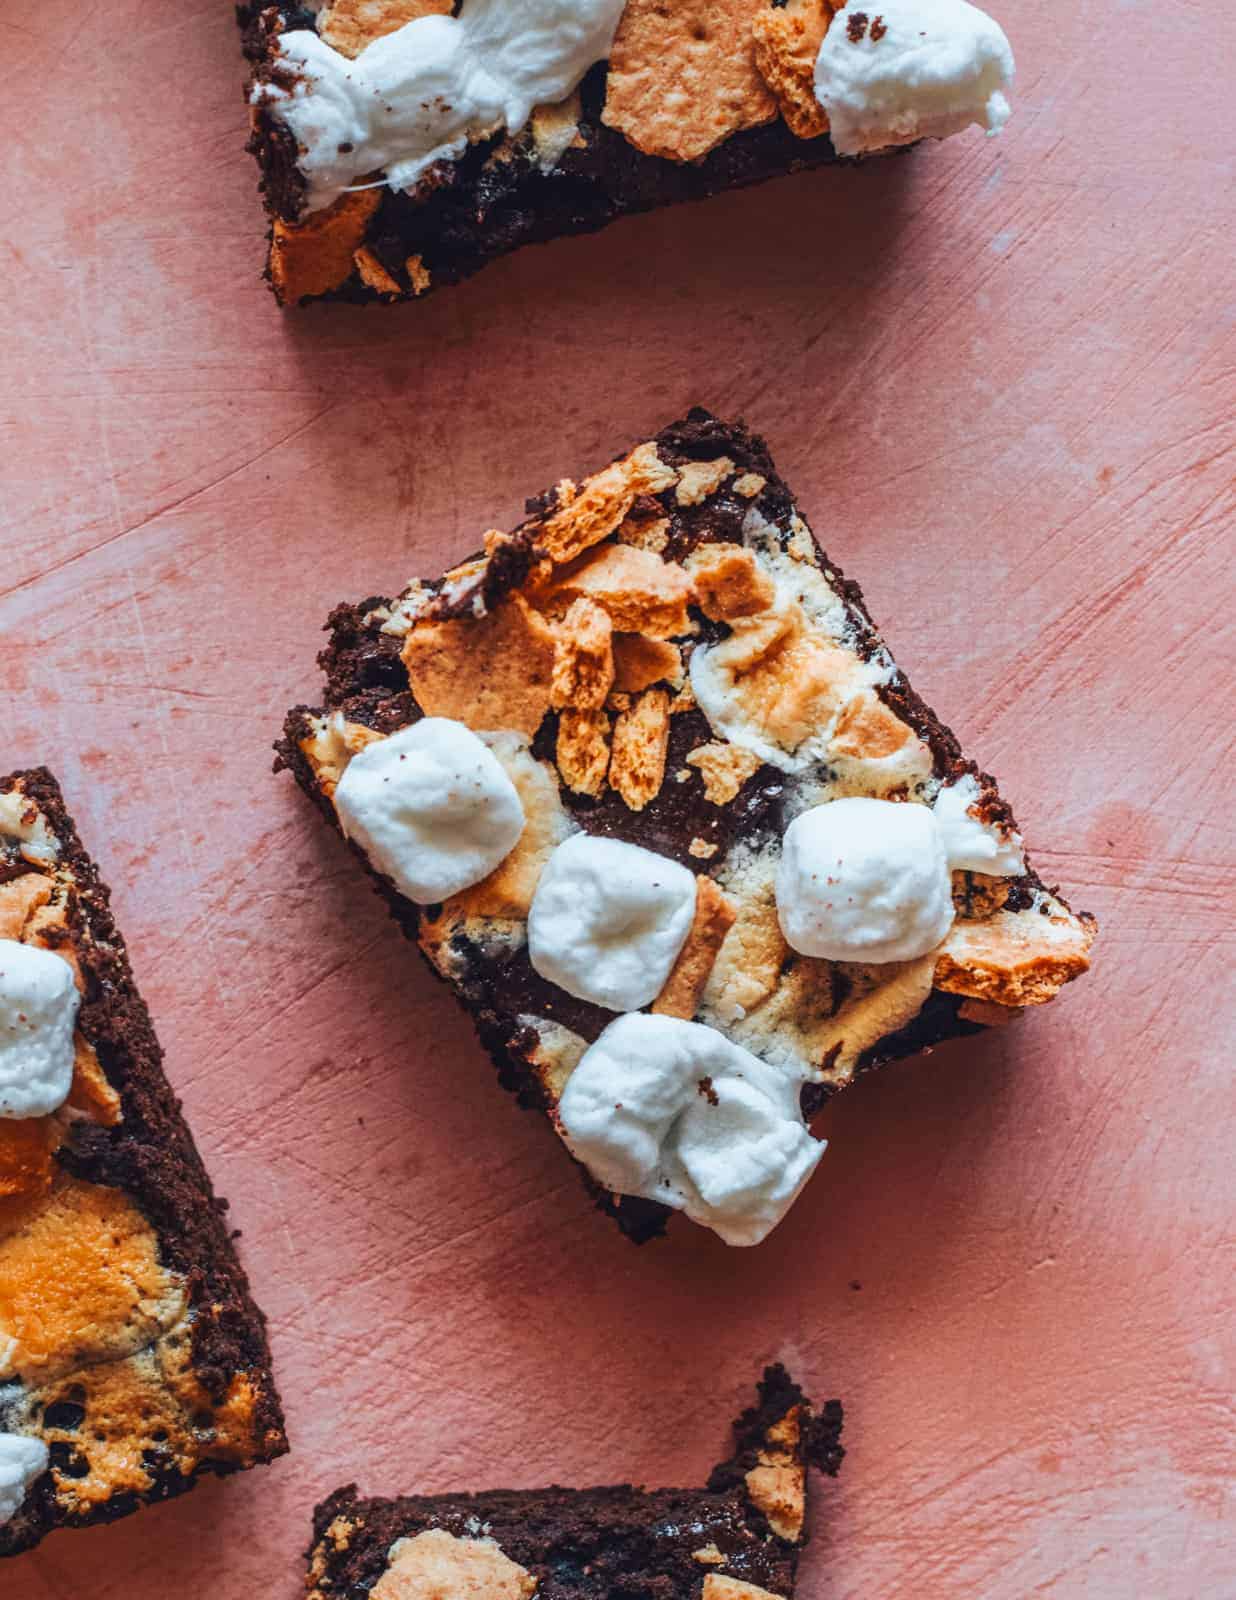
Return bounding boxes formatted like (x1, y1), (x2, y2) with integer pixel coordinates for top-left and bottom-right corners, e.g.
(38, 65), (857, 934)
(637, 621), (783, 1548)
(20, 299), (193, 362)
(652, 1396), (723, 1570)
(527, 835), (696, 1012)
(0, 941), (79, 1120)
(255, 0), (625, 213)
(815, 0), (1014, 157)
(333, 719), (525, 905)
(933, 773), (1025, 875)
(0, 1434), (48, 1528)
(558, 1013), (824, 1246)
(776, 797), (954, 963)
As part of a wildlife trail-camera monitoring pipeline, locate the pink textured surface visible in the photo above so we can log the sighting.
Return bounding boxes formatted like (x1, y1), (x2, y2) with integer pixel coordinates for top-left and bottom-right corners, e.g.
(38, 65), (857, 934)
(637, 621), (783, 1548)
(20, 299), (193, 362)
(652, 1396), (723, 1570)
(3, 0), (1234, 1594)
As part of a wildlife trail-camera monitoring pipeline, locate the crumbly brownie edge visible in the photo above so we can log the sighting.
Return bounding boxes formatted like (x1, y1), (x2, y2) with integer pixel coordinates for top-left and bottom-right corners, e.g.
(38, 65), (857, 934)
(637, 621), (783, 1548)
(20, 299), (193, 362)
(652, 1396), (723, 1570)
(304, 1365), (842, 1599)
(0, 768), (288, 1556)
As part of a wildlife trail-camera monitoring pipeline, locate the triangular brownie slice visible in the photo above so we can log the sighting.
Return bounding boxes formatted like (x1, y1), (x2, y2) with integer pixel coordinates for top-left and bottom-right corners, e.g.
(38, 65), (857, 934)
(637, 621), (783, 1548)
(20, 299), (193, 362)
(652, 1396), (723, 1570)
(0, 769), (287, 1556)
(305, 1366), (842, 1600)
(278, 410), (1095, 1246)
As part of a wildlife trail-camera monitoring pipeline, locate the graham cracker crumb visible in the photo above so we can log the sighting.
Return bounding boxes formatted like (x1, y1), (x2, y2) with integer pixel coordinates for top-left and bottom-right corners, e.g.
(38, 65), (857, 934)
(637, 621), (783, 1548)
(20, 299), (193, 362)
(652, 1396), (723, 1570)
(556, 708), (611, 797)
(686, 741), (764, 804)
(732, 471), (767, 498)
(652, 877), (738, 1019)
(372, 1529), (537, 1600)
(551, 597), (615, 710)
(268, 189), (380, 306)
(404, 255), (432, 295)
(692, 1544), (728, 1566)
(689, 836), (719, 859)
(617, 510), (671, 553)
(686, 544), (776, 620)
(609, 688), (671, 810)
(547, 543), (694, 639)
(353, 245), (403, 298)
(603, 0), (779, 162)
(675, 456), (735, 505)
(536, 442), (677, 565)
(753, 0), (835, 139)
(745, 1404), (806, 1541)
(703, 1577), (787, 1600)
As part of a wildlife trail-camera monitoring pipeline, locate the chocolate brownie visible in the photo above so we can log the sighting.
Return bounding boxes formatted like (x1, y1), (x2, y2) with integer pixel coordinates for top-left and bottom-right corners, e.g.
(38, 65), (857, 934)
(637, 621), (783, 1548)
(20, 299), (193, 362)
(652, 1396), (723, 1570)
(0, 769), (287, 1557)
(304, 1365), (842, 1599)
(235, 0), (1014, 306)
(276, 410), (1095, 1246)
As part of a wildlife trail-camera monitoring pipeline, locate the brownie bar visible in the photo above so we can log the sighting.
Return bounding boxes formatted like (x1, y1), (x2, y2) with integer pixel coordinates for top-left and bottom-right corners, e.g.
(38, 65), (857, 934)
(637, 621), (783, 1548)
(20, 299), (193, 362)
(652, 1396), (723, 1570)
(277, 409), (1096, 1244)
(305, 1365), (843, 1599)
(0, 769), (287, 1556)
(236, 1), (866, 306)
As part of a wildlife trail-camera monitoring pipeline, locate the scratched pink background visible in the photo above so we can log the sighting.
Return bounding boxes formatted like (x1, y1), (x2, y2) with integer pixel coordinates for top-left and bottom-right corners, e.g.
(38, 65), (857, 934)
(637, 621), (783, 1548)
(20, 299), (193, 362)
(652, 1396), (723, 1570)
(3, 0), (1234, 1594)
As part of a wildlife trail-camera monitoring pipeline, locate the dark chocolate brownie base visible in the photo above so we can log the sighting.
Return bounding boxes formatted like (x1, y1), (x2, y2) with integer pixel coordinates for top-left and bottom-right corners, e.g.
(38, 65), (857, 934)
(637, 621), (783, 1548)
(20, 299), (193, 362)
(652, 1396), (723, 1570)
(276, 410), (1094, 1243)
(306, 1365), (842, 1599)
(237, 7), (893, 306)
(0, 769), (287, 1557)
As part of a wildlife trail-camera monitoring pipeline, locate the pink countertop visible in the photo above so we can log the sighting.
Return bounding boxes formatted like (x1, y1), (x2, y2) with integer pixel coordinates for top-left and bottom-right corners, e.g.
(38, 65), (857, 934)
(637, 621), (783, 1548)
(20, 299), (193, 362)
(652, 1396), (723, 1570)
(3, 1), (1234, 1594)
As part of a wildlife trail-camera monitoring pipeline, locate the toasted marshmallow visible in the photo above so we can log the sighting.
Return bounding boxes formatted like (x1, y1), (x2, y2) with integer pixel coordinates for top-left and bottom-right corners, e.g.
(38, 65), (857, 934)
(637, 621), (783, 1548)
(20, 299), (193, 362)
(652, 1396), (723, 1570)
(528, 835), (696, 1012)
(0, 1434), (48, 1528)
(776, 797), (954, 963)
(0, 940), (80, 1119)
(815, 0), (1014, 157)
(933, 774), (1025, 875)
(558, 1013), (824, 1246)
(255, 0), (625, 213)
(333, 719), (525, 905)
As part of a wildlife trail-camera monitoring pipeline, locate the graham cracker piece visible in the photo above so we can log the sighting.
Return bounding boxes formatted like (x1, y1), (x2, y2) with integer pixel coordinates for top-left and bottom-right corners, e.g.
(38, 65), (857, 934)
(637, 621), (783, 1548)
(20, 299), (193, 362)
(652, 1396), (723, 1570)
(548, 544), (694, 638)
(402, 594), (556, 739)
(675, 456), (735, 505)
(652, 877), (738, 1019)
(603, 0), (779, 163)
(951, 870), (1011, 920)
(536, 443), (678, 564)
(612, 633), (681, 693)
(609, 688), (672, 810)
(353, 245), (403, 298)
(745, 1405), (806, 1541)
(318, 0), (452, 59)
(268, 190), (380, 306)
(934, 906), (1096, 1007)
(686, 544), (776, 621)
(371, 1529), (537, 1600)
(686, 741), (764, 805)
(703, 1577), (786, 1600)
(828, 690), (913, 760)
(753, 0), (836, 140)
(404, 254), (432, 296)
(556, 708), (611, 797)
(551, 597), (615, 710)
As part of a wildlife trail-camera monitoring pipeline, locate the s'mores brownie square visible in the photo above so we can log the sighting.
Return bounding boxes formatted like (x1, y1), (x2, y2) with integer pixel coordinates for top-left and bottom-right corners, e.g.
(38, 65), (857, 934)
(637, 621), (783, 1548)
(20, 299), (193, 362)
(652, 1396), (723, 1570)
(237, 0), (1015, 305)
(277, 410), (1095, 1247)
(0, 769), (286, 1556)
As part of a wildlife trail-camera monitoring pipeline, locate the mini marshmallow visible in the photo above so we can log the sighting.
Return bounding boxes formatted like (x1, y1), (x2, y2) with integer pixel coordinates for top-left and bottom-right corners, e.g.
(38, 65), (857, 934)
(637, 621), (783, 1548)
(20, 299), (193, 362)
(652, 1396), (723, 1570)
(333, 719), (525, 905)
(527, 834), (696, 1012)
(0, 940), (80, 1120)
(0, 1434), (48, 1528)
(776, 797), (954, 963)
(815, 0), (1014, 157)
(558, 1013), (823, 1246)
(933, 774), (1026, 876)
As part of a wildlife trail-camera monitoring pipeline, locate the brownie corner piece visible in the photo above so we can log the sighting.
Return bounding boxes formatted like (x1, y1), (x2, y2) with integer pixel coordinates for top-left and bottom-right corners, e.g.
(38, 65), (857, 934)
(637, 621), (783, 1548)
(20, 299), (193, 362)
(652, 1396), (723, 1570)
(278, 409), (1095, 1248)
(304, 1364), (842, 1599)
(0, 767), (286, 1557)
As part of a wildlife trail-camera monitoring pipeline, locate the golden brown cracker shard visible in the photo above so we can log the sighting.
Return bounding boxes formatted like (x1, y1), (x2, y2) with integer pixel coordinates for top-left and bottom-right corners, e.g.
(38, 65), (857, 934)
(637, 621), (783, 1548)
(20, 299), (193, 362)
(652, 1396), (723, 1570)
(536, 443), (677, 564)
(371, 1529), (537, 1600)
(556, 708), (612, 797)
(548, 544), (695, 638)
(612, 633), (682, 693)
(602, 0), (779, 163)
(353, 245), (404, 298)
(652, 877), (738, 1019)
(551, 598), (615, 711)
(686, 545), (777, 621)
(318, 0), (452, 59)
(744, 1405), (807, 1541)
(609, 688), (672, 810)
(934, 906), (1096, 1007)
(686, 741), (764, 805)
(828, 690), (914, 760)
(267, 190), (381, 306)
(402, 595), (556, 740)
(752, 0), (835, 140)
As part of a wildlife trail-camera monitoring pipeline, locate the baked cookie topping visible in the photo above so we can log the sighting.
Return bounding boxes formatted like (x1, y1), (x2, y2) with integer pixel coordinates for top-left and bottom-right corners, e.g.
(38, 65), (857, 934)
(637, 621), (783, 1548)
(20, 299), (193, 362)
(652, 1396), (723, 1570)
(238, 0), (1013, 304)
(303, 1365), (842, 1600)
(0, 770), (286, 1556)
(277, 410), (1096, 1247)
